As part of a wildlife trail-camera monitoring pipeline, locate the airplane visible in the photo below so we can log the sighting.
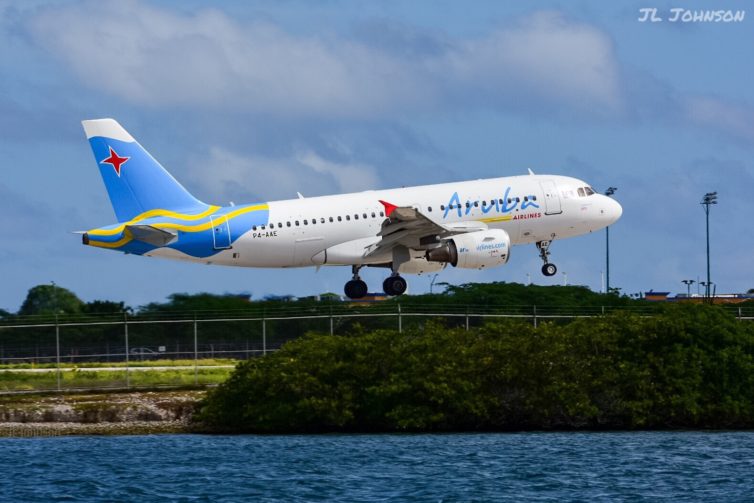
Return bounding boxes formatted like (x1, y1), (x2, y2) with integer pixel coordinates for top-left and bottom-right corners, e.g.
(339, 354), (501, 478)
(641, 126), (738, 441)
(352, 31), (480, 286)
(80, 118), (622, 298)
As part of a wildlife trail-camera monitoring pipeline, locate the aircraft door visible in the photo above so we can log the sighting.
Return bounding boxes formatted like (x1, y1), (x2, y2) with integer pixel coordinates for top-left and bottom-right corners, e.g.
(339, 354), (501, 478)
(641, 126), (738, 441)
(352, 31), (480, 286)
(539, 180), (563, 215)
(210, 215), (231, 249)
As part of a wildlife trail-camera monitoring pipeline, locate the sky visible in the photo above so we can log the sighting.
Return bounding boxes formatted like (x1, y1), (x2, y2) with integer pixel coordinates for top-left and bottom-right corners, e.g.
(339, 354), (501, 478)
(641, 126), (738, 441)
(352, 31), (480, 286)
(1, 0), (752, 311)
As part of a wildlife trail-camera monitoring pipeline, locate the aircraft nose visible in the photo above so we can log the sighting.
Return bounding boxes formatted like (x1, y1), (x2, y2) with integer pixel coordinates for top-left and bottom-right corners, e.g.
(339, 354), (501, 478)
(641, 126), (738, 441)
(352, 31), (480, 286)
(603, 196), (622, 225)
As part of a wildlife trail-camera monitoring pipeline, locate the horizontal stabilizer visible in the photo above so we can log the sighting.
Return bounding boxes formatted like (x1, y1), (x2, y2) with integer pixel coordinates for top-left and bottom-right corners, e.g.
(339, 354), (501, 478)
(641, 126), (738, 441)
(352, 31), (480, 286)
(125, 225), (178, 247)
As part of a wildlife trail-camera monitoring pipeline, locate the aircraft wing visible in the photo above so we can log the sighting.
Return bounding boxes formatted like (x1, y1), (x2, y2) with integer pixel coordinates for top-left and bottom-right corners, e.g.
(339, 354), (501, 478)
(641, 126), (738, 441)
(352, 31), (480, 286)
(364, 200), (487, 257)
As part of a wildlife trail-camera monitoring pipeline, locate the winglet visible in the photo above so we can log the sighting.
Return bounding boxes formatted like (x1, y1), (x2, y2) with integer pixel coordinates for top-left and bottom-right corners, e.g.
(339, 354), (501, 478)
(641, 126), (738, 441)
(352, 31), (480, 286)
(379, 200), (398, 217)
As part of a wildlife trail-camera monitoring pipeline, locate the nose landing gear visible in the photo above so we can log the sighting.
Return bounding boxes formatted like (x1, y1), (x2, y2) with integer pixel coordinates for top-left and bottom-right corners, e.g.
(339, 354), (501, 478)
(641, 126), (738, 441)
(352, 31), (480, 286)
(536, 240), (558, 277)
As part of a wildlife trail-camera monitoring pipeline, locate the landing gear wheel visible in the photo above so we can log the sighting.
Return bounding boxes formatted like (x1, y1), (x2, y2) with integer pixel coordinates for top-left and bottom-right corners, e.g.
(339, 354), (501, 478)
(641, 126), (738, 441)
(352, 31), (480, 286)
(383, 275), (408, 296)
(344, 279), (368, 299)
(536, 240), (558, 277)
(542, 263), (557, 277)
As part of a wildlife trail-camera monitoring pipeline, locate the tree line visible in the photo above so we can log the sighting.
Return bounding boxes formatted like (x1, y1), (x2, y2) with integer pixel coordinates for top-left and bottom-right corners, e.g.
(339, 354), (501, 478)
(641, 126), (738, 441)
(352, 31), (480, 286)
(196, 304), (754, 432)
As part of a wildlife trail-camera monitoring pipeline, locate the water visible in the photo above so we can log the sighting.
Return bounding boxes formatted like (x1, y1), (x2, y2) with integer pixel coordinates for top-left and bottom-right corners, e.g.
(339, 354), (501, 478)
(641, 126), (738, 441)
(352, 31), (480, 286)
(1, 432), (753, 501)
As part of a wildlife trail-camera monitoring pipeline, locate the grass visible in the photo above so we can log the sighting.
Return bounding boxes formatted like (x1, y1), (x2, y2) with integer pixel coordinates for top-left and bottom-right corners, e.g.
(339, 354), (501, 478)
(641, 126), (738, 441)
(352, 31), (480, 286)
(0, 358), (238, 370)
(0, 366), (234, 391)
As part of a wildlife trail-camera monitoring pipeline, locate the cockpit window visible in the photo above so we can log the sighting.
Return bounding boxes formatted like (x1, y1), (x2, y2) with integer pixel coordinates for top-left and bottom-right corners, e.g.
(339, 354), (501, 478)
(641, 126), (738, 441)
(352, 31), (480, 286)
(585, 187), (595, 196)
(577, 187), (586, 197)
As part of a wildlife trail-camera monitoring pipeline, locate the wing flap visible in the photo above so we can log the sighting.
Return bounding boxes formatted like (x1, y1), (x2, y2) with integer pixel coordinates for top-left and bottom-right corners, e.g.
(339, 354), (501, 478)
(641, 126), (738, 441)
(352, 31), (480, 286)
(365, 201), (489, 257)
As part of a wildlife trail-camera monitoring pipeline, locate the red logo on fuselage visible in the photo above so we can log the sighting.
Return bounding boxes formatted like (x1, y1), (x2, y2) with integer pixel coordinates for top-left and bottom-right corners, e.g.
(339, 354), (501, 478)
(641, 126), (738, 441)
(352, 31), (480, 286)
(100, 147), (130, 177)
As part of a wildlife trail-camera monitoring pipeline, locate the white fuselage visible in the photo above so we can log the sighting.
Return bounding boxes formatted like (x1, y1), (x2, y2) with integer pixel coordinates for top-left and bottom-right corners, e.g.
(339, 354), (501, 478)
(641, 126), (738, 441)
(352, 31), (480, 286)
(147, 174), (622, 271)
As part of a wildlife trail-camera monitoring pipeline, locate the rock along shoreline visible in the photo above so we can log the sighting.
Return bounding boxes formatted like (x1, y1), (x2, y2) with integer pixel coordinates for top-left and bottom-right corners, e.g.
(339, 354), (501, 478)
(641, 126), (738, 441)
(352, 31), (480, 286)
(0, 390), (206, 437)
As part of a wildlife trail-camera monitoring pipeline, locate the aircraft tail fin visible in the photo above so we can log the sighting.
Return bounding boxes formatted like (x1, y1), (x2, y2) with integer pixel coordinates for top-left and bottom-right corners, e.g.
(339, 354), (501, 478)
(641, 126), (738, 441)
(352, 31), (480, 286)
(82, 118), (207, 222)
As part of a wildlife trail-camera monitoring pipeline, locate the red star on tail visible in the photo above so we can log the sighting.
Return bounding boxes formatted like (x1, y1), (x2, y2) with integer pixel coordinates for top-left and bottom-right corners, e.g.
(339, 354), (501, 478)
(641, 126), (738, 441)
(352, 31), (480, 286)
(100, 147), (130, 177)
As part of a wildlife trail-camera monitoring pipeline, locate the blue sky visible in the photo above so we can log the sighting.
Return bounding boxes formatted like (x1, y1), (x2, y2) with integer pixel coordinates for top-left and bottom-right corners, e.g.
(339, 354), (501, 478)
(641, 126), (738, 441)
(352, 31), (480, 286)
(1, 0), (752, 311)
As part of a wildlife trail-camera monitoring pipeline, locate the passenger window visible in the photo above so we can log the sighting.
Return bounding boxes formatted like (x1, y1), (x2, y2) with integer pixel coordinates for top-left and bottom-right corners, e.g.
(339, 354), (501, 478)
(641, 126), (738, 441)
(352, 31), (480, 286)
(499, 199), (504, 205)
(379, 211), (384, 217)
(371, 212), (376, 218)
(346, 215), (351, 221)
(354, 214), (359, 220)
(295, 220), (300, 226)
(261, 225), (266, 230)
(321, 217), (326, 223)
(533, 196), (537, 201)
(329, 217), (334, 223)
(362, 213), (367, 219)
(286, 222), (291, 227)
(278, 223), (282, 228)
(304, 219), (308, 225)
(474, 201), (479, 207)
(337, 216), (342, 222)
(312, 219), (316, 225)
(427, 206), (432, 212)
(440, 205), (445, 211)
(252, 225), (257, 231)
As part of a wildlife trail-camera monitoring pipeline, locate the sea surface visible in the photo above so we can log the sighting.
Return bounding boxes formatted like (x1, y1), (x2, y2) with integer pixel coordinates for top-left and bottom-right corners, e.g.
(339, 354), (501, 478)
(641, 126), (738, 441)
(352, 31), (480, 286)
(1, 432), (753, 502)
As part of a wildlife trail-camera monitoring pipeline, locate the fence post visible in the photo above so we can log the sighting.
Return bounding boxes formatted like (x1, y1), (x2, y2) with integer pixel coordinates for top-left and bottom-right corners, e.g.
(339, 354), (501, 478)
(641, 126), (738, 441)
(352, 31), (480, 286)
(465, 309), (469, 331)
(601, 305), (605, 316)
(55, 314), (61, 391)
(533, 305), (538, 329)
(329, 306), (334, 336)
(398, 304), (402, 333)
(262, 316), (267, 355)
(739, 307), (743, 321)
(193, 315), (198, 385)
(123, 313), (130, 388)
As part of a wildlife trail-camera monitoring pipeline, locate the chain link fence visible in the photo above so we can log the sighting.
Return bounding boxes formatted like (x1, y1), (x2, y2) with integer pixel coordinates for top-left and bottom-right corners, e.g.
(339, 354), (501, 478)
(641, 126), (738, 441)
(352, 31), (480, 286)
(1, 303), (751, 393)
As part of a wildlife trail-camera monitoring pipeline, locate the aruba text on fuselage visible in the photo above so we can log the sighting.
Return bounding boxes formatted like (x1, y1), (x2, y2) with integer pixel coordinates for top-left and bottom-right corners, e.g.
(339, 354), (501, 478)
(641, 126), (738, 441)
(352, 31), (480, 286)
(81, 119), (622, 298)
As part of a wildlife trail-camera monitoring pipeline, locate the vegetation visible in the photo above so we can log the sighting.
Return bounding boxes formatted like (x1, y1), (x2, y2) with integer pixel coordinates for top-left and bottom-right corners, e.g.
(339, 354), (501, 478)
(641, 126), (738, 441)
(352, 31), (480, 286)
(197, 304), (754, 432)
(0, 366), (233, 391)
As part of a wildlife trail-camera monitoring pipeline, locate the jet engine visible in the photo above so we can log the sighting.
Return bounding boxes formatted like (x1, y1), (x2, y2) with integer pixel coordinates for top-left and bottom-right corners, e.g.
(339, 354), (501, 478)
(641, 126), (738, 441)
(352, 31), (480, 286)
(425, 229), (510, 269)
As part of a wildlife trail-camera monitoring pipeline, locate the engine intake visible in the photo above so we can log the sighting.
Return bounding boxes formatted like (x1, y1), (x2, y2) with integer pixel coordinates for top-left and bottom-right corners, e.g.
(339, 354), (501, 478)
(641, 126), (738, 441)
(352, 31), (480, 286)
(426, 229), (510, 269)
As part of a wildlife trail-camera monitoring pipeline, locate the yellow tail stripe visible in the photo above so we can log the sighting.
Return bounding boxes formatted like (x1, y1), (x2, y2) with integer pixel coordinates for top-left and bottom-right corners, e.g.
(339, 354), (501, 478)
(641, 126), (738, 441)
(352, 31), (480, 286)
(86, 203), (269, 248)
(88, 205), (221, 236)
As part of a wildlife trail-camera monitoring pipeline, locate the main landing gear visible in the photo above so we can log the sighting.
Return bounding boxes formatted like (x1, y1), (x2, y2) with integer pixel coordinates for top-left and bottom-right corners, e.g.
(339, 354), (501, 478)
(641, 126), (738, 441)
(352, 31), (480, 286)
(536, 240), (558, 277)
(344, 265), (368, 299)
(383, 274), (407, 297)
(343, 266), (408, 299)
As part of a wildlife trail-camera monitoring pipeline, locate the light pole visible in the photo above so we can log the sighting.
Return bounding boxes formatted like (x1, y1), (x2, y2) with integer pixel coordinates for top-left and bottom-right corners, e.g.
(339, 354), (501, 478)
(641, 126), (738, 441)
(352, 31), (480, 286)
(681, 279), (695, 298)
(701, 192), (717, 302)
(429, 274), (439, 294)
(604, 187), (617, 294)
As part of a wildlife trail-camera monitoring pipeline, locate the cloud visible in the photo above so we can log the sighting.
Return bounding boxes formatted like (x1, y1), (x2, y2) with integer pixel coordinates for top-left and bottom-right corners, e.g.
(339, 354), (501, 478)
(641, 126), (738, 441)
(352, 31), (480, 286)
(27, 2), (623, 119)
(184, 146), (380, 203)
(446, 11), (623, 114)
(685, 97), (754, 144)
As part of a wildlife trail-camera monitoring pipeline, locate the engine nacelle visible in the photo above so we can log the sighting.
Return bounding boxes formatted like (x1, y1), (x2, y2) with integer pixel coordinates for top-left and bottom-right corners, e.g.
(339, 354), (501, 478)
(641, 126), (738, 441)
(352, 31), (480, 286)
(426, 229), (511, 269)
